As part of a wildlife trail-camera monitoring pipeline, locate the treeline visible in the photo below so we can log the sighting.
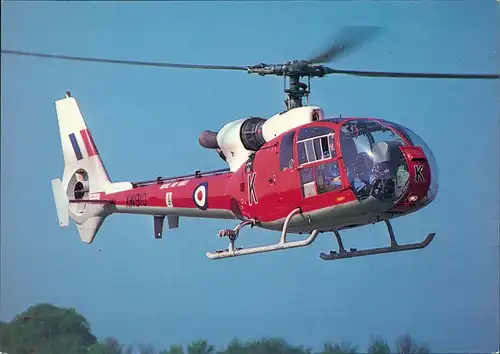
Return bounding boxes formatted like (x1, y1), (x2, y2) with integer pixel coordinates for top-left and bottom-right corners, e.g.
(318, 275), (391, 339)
(0, 303), (431, 354)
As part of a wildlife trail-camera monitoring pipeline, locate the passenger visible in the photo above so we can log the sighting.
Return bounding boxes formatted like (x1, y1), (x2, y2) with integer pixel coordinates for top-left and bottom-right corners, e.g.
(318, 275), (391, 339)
(329, 137), (336, 157)
(322, 163), (342, 190)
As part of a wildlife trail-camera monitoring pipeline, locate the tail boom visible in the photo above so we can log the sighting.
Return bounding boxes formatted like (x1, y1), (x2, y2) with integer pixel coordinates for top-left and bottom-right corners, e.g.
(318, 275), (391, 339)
(52, 93), (240, 244)
(101, 172), (239, 220)
(65, 170), (240, 240)
(67, 172), (239, 220)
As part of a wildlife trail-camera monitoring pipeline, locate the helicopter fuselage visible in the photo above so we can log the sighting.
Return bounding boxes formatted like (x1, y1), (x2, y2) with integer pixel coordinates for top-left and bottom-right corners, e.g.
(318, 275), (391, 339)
(52, 94), (439, 260)
(104, 116), (437, 236)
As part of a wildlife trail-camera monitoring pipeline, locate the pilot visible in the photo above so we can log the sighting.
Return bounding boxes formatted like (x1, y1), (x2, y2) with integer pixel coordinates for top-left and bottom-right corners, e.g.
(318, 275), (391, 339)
(355, 152), (374, 185)
(340, 133), (357, 179)
(321, 137), (336, 160)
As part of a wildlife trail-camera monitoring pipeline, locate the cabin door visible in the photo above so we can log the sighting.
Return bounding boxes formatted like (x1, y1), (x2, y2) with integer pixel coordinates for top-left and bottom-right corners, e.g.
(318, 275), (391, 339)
(295, 124), (340, 199)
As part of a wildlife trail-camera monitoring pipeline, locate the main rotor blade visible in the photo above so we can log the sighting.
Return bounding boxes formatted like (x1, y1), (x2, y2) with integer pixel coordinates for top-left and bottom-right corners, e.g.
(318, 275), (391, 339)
(1, 50), (249, 71)
(323, 67), (500, 79)
(306, 26), (384, 64)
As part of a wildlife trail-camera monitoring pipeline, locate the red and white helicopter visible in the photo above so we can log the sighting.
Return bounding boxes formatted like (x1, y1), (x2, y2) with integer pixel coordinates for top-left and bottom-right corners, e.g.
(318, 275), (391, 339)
(3, 28), (498, 260)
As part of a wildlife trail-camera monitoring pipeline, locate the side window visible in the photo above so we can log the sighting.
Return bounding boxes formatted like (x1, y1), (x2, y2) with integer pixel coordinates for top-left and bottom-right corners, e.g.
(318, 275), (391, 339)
(305, 140), (317, 162)
(328, 134), (336, 158)
(279, 131), (295, 170)
(297, 141), (308, 165)
(297, 125), (336, 165)
(315, 162), (342, 193)
(298, 126), (332, 140)
(299, 167), (316, 198)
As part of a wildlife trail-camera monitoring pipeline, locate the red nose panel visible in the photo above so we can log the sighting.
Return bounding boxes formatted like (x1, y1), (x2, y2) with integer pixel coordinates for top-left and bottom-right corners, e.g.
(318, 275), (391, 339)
(391, 146), (431, 212)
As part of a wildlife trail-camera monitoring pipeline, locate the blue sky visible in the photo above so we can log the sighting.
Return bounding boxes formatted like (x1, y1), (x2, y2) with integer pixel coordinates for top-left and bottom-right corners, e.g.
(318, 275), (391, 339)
(1, 1), (499, 352)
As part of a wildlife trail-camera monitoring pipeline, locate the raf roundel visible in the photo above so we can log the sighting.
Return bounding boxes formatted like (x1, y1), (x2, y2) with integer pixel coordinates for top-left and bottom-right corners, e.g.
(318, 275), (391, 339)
(193, 182), (208, 210)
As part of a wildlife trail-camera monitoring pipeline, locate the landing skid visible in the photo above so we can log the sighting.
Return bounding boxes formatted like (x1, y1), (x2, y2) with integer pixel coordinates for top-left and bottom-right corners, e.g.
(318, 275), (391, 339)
(205, 210), (435, 261)
(319, 220), (435, 261)
(206, 207), (320, 260)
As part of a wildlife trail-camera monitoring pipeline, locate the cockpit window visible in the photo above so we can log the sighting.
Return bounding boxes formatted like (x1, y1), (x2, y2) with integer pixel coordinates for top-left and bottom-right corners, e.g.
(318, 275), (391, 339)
(341, 120), (405, 144)
(340, 119), (408, 201)
(297, 126), (335, 165)
(340, 120), (405, 165)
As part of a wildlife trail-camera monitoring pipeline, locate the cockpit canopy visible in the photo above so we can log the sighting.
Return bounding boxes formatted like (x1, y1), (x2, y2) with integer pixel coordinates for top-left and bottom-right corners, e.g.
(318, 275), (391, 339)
(292, 117), (438, 204)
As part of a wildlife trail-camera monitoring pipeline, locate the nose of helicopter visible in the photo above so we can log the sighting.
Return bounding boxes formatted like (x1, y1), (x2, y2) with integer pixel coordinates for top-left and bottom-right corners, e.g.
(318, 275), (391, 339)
(406, 128), (438, 204)
(387, 122), (439, 204)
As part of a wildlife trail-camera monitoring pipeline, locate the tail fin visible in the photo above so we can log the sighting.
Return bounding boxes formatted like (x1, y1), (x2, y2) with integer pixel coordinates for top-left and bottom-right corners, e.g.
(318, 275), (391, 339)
(51, 92), (114, 243)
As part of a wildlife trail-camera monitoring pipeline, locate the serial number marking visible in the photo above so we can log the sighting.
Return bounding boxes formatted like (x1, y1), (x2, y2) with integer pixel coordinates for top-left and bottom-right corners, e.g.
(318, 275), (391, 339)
(125, 193), (148, 207)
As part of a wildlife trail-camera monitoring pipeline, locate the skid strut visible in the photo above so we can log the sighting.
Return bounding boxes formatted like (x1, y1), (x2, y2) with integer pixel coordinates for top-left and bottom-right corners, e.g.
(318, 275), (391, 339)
(206, 207), (320, 260)
(319, 220), (435, 261)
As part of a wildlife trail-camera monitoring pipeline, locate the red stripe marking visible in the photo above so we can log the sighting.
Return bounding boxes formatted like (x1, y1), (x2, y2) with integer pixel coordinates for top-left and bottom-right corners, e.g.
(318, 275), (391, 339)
(80, 129), (98, 157)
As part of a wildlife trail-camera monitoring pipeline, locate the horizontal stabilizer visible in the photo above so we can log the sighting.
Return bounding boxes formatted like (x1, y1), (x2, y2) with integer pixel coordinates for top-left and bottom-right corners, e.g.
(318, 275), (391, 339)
(51, 178), (69, 227)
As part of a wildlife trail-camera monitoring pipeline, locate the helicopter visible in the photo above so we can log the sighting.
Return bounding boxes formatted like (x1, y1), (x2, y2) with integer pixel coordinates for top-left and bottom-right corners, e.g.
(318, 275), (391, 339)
(3, 27), (499, 261)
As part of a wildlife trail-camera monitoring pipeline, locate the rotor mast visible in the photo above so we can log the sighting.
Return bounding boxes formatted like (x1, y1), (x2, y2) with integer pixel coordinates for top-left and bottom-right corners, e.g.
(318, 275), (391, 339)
(285, 74), (309, 110)
(247, 60), (328, 110)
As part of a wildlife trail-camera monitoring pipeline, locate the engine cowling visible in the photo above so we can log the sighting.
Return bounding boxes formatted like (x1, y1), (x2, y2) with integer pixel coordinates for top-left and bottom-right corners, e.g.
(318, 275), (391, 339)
(198, 117), (267, 151)
(198, 106), (325, 172)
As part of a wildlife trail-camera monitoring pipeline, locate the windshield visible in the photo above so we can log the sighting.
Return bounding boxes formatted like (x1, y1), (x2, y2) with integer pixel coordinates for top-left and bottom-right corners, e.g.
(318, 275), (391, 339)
(340, 119), (409, 202)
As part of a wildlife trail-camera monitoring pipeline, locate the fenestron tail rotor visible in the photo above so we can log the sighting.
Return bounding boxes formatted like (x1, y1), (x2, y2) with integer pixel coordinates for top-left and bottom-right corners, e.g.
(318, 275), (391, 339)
(2, 25), (498, 110)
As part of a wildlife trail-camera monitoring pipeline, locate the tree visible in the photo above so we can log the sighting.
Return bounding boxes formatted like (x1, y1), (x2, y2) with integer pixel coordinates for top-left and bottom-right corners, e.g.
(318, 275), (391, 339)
(395, 334), (430, 354)
(217, 338), (245, 354)
(88, 343), (113, 354)
(188, 339), (215, 354)
(217, 337), (310, 354)
(321, 342), (357, 354)
(160, 344), (185, 354)
(0, 303), (97, 354)
(248, 338), (310, 354)
(87, 338), (134, 354)
(138, 343), (157, 354)
(103, 337), (124, 354)
(367, 336), (391, 354)
(0, 302), (434, 354)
